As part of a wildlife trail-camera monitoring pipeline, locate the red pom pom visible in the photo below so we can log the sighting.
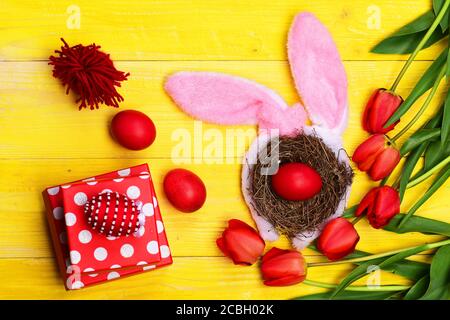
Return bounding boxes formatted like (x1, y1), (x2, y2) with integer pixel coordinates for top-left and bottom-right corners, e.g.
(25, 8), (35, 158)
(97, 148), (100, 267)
(49, 38), (129, 110)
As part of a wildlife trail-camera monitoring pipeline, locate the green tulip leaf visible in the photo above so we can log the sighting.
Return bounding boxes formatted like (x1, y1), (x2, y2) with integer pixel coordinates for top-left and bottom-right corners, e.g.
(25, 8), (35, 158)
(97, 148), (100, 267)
(371, 10), (447, 54)
(294, 290), (401, 300)
(442, 90), (450, 145)
(385, 214), (450, 237)
(349, 249), (430, 281)
(399, 164), (450, 227)
(404, 275), (430, 300)
(400, 128), (441, 156)
(386, 49), (448, 127)
(371, 28), (446, 54)
(433, 0), (450, 31)
(409, 108), (446, 179)
(308, 245), (430, 281)
(424, 138), (450, 171)
(398, 143), (428, 200)
(390, 10), (436, 36)
(331, 242), (440, 298)
(420, 244), (450, 300)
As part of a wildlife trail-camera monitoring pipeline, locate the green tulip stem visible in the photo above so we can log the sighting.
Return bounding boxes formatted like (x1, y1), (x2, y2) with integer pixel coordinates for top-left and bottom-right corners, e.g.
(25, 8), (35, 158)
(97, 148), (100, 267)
(390, 0), (450, 92)
(392, 64), (447, 142)
(307, 239), (450, 267)
(351, 215), (364, 225)
(302, 279), (411, 292)
(406, 154), (450, 188)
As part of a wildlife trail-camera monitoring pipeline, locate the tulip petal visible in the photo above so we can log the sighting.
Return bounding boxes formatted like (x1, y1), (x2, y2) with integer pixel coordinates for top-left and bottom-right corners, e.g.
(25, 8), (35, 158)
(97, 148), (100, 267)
(362, 89), (380, 132)
(262, 247), (289, 263)
(355, 187), (378, 217)
(223, 227), (265, 265)
(369, 147), (400, 181)
(368, 186), (400, 228)
(317, 218), (360, 261)
(264, 275), (306, 286)
(216, 236), (231, 258)
(261, 251), (305, 280)
(228, 219), (255, 231)
(368, 90), (402, 134)
(352, 134), (385, 165)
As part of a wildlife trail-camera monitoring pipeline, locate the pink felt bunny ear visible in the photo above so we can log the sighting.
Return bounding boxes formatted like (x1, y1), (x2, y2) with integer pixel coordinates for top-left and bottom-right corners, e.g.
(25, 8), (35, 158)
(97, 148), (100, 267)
(164, 72), (307, 136)
(288, 12), (348, 133)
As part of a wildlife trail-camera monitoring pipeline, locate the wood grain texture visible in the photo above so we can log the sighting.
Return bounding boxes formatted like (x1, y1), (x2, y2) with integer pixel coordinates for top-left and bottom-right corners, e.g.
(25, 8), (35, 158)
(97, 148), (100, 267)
(0, 0), (444, 61)
(0, 159), (447, 259)
(0, 0), (448, 299)
(0, 256), (421, 299)
(0, 60), (443, 159)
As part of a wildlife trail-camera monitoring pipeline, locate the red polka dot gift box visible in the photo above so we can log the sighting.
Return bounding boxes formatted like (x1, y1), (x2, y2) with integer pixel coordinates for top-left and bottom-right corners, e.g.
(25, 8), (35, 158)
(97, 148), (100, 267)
(42, 164), (172, 290)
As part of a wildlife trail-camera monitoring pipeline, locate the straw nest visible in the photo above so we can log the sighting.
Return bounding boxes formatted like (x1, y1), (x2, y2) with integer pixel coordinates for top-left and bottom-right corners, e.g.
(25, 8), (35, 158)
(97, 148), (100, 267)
(248, 132), (353, 238)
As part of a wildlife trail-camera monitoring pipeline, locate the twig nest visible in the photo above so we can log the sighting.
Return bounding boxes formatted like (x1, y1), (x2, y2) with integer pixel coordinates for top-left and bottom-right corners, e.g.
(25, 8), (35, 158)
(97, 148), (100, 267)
(249, 132), (353, 238)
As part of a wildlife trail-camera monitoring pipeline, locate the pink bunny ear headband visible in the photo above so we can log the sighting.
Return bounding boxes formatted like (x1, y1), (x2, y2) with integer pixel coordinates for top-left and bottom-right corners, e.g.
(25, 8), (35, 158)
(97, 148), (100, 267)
(164, 12), (353, 249)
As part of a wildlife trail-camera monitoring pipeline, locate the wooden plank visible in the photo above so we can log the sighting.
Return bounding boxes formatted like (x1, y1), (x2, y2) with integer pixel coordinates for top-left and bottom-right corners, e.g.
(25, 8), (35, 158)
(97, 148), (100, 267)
(0, 0), (442, 61)
(0, 159), (447, 258)
(0, 256), (415, 299)
(0, 60), (443, 159)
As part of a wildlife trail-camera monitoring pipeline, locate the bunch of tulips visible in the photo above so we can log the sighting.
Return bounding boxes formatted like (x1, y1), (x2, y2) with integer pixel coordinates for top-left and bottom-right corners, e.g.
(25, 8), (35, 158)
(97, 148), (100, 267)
(216, 0), (450, 299)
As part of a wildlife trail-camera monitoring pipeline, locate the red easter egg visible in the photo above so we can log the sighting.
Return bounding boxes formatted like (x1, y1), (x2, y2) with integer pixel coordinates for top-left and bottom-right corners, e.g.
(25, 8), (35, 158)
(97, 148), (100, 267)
(163, 169), (206, 213)
(111, 110), (156, 150)
(271, 163), (322, 201)
(84, 192), (141, 237)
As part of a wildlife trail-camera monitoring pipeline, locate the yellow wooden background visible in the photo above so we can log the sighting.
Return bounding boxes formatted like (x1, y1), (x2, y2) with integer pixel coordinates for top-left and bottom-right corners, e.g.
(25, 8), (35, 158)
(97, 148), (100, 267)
(0, 0), (449, 299)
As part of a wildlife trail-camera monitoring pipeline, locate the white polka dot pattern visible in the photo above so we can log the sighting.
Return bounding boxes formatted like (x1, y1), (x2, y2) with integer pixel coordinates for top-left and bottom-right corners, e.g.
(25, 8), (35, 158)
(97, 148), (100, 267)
(78, 230), (92, 244)
(69, 281), (84, 290)
(142, 203), (154, 216)
(107, 272), (120, 280)
(160, 245), (171, 259)
(83, 268), (98, 277)
(47, 187), (60, 195)
(139, 171), (150, 179)
(147, 241), (159, 254)
(65, 212), (77, 227)
(120, 244), (134, 258)
(59, 232), (67, 244)
(94, 247), (108, 261)
(126, 186), (140, 199)
(156, 220), (164, 234)
(74, 192), (88, 206)
(53, 207), (63, 220)
(70, 250), (81, 264)
(117, 168), (131, 176)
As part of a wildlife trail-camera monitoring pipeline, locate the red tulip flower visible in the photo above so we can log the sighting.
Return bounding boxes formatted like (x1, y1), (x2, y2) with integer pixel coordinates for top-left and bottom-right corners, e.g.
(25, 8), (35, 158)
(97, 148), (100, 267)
(216, 219), (265, 265)
(363, 89), (403, 134)
(317, 218), (360, 261)
(352, 134), (400, 181)
(260, 247), (307, 286)
(356, 186), (401, 229)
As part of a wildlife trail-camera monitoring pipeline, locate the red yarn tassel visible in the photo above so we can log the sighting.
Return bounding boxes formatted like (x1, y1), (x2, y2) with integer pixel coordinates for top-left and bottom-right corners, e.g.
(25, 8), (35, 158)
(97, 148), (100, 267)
(49, 38), (129, 110)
